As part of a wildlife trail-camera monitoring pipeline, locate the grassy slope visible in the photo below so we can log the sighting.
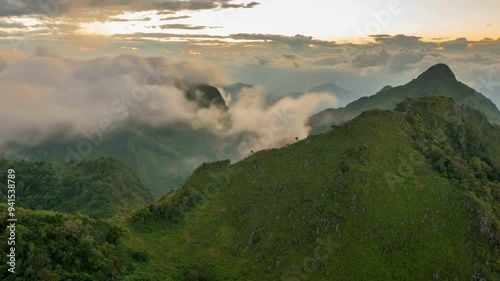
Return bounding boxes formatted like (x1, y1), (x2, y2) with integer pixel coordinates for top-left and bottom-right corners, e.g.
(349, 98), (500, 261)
(122, 99), (494, 280)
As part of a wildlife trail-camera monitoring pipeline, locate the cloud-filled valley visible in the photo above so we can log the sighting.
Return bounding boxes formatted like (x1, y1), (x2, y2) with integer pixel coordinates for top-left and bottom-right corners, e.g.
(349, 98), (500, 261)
(0, 50), (337, 157)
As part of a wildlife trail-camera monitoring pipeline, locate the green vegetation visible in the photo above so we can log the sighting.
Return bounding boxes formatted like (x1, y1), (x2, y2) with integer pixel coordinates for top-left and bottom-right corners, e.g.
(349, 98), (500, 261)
(309, 64), (500, 133)
(115, 96), (498, 280)
(3, 125), (232, 196)
(0, 204), (145, 281)
(1, 96), (498, 280)
(0, 157), (153, 218)
(1, 63), (499, 280)
(397, 97), (500, 279)
(2, 85), (234, 196)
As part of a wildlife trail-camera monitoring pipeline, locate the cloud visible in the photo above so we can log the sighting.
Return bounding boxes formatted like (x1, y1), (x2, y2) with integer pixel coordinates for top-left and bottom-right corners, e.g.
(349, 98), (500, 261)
(229, 33), (336, 52)
(371, 34), (428, 49)
(388, 50), (425, 72)
(312, 56), (344, 66)
(350, 48), (390, 68)
(0, 0), (260, 17)
(0, 53), (227, 146)
(34, 45), (60, 58)
(0, 51), (335, 158)
(159, 24), (208, 30)
(3, 33), (500, 109)
(281, 54), (303, 68)
(160, 15), (191, 21)
(253, 55), (271, 66)
(440, 37), (469, 51)
(224, 87), (337, 154)
(0, 21), (26, 29)
(220, 1), (259, 9)
(108, 17), (152, 22)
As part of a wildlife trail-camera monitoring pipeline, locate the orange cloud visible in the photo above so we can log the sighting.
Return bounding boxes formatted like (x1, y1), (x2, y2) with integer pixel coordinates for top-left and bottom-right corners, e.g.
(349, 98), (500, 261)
(78, 47), (95, 51)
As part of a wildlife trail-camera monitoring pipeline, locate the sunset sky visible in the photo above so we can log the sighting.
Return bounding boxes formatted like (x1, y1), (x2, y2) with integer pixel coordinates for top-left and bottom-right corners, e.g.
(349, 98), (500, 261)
(0, 0), (499, 98)
(0, 0), (499, 160)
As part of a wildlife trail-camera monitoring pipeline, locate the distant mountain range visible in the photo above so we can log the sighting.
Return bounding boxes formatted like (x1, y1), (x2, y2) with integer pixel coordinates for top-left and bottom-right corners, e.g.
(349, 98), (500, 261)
(309, 64), (500, 134)
(223, 81), (360, 108)
(306, 82), (360, 107)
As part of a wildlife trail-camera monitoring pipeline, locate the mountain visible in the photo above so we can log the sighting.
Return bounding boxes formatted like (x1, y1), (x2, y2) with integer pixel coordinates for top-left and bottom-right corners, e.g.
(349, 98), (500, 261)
(3, 96), (499, 280)
(309, 64), (500, 134)
(223, 83), (254, 96)
(271, 82), (359, 108)
(376, 85), (393, 94)
(0, 157), (153, 218)
(119, 96), (499, 280)
(223, 83), (286, 106)
(488, 91), (500, 111)
(307, 82), (359, 107)
(186, 84), (228, 109)
(1, 81), (240, 196)
(222, 83), (255, 105)
(2, 126), (236, 196)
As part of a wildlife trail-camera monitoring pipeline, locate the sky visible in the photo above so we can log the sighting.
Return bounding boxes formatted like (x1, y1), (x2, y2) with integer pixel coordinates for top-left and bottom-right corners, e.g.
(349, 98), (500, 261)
(0, 0), (500, 154)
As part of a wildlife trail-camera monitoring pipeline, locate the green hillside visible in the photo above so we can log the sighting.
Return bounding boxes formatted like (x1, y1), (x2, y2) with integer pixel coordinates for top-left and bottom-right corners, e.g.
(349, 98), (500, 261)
(1, 85), (235, 196)
(3, 126), (232, 196)
(119, 96), (499, 280)
(0, 157), (153, 218)
(1, 98), (498, 280)
(309, 64), (500, 133)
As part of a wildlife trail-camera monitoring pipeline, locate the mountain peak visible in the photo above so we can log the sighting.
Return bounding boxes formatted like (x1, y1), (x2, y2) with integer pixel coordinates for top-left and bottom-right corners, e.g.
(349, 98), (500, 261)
(416, 63), (457, 83)
(376, 85), (393, 94)
(186, 84), (228, 109)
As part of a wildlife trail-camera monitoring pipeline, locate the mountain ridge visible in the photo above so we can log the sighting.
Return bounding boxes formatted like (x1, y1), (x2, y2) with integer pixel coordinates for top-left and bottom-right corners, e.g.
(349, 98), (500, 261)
(121, 96), (499, 280)
(308, 63), (500, 134)
(2, 96), (499, 280)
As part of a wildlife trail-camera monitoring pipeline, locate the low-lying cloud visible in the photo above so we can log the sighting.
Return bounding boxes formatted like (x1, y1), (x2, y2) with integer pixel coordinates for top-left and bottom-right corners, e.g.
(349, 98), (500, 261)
(0, 50), (336, 157)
